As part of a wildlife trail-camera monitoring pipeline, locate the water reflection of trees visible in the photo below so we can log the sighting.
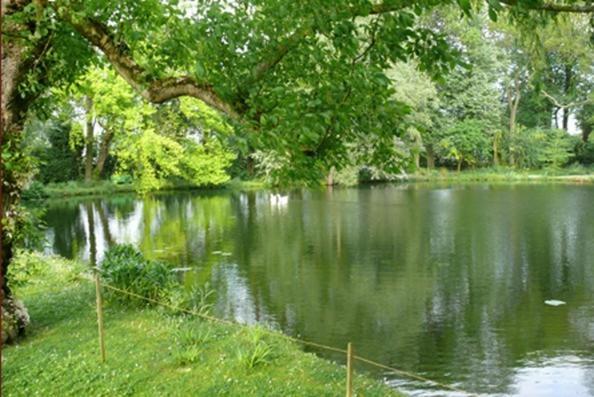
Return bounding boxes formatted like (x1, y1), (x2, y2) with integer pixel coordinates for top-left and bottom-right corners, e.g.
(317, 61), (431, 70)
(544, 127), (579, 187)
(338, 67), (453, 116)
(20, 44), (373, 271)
(44, 185), (594, 395)
(220, 185), (594, 395)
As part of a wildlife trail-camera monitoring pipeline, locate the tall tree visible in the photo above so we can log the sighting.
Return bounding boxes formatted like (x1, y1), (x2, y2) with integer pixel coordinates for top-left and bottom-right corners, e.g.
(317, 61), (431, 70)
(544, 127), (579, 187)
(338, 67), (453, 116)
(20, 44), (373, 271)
(387, 62), (439, 170)
(427, 7), (505, 167)
(531, 14), (594, 131)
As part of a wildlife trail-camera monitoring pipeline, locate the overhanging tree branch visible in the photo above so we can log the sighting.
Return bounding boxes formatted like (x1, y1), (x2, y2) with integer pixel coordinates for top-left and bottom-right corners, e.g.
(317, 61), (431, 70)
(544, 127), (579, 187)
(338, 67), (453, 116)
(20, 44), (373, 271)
(55, 0), (593, 122)
(247, 1), (411, 88)
(56, 9), (239, 119)
(541, 89), (591, 108)
(250, 24), (313, 83)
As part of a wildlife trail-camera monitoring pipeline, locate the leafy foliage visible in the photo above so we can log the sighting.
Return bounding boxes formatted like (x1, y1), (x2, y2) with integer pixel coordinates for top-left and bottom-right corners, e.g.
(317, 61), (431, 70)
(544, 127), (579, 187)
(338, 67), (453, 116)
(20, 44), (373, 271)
(510, 127), (576, 169)
(574, 139), (594, 165)
(2, 0), (593, 241)
(28, 121), (83, 184)
(437, 119), (492, 170)
(100, 244), (176, 304)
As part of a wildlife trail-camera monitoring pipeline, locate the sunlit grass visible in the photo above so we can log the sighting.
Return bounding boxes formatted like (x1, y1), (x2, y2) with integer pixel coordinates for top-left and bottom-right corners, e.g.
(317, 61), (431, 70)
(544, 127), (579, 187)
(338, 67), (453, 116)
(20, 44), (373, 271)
(31, 178), (269, 199)
(408, 166), (594, 183)
(3, 254), (400, 396)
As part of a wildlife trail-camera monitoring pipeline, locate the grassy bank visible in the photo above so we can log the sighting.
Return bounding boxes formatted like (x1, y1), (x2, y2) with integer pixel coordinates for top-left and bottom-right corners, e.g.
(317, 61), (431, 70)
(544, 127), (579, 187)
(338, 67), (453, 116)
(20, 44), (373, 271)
(3, 254), (400, 397)
(27, 166), (594, 200)
(24, 179), (268, 200)
(404, 166), (594, 184)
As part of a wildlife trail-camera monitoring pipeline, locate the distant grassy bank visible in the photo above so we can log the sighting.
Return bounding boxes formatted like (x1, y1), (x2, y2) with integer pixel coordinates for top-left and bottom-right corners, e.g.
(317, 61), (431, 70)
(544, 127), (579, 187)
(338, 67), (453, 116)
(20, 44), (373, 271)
(23, 166), (594, 201)
(3, 253), (400, 397)
(404, 166), (594, 184)
(23, 179), (268, 200)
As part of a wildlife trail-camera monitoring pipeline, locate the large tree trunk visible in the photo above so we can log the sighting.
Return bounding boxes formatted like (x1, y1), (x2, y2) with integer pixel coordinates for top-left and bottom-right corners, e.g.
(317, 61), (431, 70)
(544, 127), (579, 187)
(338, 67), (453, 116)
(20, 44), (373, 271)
(2, 0), (49, 343)
(562, 64), (572, 131)
(583, 123), (592, 143)
(493, 134), (500, 167)
(95, 128), (114, 178)
(2, 27), (33, 300)
(326, 167), (335, 186)
(507, 71), (522, 167)
(84, 96), (95, 182)
(425, 145), (435, 169)
(562, 109), (570, 131)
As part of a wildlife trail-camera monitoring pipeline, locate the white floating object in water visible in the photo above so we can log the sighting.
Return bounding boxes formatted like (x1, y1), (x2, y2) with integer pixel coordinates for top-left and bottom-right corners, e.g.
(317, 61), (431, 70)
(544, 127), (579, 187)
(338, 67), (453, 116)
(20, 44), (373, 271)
(212, 250), (223, 255)
(171, 267), (191, 272)
(270, 193), (289, 207)
(545, 300), (566, 306)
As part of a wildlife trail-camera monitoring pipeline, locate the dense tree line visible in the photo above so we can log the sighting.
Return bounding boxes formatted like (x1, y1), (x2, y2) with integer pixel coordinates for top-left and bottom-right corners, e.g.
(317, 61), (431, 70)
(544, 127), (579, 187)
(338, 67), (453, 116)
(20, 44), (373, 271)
(18, 4), (594, 190)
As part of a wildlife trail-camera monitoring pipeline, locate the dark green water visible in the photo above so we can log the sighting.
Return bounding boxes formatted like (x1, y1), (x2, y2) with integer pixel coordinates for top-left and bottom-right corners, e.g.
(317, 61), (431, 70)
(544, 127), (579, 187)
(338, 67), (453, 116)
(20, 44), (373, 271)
(43, 184), (594, 396)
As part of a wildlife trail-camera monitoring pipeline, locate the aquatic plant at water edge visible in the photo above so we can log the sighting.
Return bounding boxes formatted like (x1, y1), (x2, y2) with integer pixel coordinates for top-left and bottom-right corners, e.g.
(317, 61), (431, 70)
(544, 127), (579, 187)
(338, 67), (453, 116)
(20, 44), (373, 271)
(100, 244), (177, 304)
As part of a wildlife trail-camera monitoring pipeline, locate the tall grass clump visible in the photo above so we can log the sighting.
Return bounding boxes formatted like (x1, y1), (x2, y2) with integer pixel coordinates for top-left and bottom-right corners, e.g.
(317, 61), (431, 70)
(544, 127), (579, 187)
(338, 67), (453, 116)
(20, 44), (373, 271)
(100, 244), (216, 315)
(100, 244), (176, 304)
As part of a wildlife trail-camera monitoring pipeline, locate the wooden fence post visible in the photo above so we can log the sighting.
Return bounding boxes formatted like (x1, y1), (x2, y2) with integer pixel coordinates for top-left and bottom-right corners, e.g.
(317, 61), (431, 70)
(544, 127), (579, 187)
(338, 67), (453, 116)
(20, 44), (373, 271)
(346, 342), (353, 397)
(95, 270), (106, 362)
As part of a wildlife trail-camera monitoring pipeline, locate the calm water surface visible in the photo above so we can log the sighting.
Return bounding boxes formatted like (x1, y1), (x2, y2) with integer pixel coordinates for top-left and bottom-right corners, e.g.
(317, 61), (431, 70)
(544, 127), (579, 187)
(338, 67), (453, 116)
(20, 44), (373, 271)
(43, 183), (594, 396)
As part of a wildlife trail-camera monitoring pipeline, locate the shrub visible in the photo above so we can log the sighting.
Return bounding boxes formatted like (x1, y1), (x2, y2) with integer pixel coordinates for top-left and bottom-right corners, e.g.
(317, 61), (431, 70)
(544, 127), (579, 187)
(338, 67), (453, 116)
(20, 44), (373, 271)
(333, 166), (360, 186)
(8, 250), (84, 289)
(509, 127), (575, 169)
(100, 245), (216, 312)
(111, 174), (133, 185)
(436, 119), (491, 170)
(22, 181), (48, 200)
(100, 244), (176, 304)
(575, 139), (594, 165)
(537, 129), (576, 169)
(7, 250), (46, 289)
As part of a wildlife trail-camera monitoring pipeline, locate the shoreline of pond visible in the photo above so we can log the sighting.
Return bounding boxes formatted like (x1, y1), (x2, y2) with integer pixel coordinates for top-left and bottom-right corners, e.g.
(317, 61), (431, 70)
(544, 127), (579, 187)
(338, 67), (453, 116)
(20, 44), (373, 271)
(23, 168), (594, 201)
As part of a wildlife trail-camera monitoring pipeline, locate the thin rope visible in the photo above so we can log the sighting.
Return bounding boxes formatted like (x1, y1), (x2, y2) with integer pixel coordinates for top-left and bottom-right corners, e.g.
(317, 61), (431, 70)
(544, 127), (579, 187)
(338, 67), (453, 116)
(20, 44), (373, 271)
(101, 283), (235, 326)
(95, 279), (475, 396)
(353, 355), (471, 395)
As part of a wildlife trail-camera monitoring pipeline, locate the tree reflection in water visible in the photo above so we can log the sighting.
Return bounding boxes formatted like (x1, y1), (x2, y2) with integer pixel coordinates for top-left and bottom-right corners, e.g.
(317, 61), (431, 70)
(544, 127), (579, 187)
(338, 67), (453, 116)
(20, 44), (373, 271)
(43, 184), (594, 396)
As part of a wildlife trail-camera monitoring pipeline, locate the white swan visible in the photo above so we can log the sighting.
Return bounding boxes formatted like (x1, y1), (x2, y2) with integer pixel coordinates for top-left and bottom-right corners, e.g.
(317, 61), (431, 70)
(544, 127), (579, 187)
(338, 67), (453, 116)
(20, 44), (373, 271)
(270, 193), (289, 207)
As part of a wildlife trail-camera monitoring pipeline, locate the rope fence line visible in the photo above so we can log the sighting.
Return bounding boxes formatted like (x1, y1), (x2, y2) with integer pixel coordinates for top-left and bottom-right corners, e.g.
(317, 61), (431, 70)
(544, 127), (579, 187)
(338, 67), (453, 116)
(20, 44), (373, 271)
(93, 279), (474, 396)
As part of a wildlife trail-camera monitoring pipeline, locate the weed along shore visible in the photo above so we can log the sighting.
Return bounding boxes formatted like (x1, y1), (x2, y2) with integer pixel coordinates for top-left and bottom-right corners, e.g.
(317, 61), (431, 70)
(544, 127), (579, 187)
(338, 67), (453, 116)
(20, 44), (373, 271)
(3, 252), (401, 397)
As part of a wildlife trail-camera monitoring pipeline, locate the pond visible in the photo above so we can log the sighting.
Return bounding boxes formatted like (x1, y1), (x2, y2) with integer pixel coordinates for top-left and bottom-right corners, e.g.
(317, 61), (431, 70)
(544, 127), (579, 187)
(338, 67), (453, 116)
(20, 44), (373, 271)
(42, 183), (594, 396)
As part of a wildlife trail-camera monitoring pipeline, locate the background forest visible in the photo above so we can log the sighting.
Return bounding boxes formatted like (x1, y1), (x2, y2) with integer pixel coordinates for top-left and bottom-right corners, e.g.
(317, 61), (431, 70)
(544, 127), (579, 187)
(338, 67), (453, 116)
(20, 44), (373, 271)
(22, 5), (594, 194)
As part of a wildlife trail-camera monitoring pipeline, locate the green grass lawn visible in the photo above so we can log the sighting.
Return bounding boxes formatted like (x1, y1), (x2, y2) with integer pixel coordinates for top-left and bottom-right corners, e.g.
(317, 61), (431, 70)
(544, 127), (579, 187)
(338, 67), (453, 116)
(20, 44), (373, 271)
(3, 255), (400, 396)
(24, 178), (268, 200)
(407, 166), (594, 183)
